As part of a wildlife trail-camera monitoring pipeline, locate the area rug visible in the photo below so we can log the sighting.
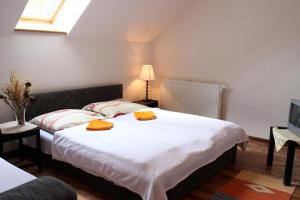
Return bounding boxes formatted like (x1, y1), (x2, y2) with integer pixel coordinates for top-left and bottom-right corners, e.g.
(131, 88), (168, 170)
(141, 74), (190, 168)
(210, 170), (295, 200)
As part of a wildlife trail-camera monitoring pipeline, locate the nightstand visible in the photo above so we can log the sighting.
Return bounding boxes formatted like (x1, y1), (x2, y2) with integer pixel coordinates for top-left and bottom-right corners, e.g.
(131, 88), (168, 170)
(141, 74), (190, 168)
(0, 121), (42, 171)
(134, 99), (158, 108)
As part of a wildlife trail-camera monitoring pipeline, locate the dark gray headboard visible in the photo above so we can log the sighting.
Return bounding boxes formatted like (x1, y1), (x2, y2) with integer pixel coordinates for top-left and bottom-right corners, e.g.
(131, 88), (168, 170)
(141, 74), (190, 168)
(26, 84), (122, 121)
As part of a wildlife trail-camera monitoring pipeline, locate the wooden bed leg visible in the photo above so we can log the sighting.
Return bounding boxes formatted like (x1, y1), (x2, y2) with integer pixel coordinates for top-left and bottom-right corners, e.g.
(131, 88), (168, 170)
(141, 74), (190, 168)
(233, 145), (237, 162)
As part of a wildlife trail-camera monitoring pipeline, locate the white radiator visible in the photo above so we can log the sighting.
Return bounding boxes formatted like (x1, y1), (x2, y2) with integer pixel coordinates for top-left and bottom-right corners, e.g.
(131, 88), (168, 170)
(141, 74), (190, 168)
(160, 79), (225, 119)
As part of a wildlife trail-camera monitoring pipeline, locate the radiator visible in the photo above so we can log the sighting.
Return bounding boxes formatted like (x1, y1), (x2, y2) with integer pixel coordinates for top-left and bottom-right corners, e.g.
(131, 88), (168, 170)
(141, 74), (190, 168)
(160, 79), (225, 119)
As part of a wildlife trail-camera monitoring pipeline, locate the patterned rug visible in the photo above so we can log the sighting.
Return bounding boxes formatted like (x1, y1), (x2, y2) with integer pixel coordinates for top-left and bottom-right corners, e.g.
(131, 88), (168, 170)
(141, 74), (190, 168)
(210, 170), (295, 200)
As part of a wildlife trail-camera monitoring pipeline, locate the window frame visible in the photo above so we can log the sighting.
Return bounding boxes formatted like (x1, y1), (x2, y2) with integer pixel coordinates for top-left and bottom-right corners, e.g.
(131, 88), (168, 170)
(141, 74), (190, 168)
(20, 0), (66, 24)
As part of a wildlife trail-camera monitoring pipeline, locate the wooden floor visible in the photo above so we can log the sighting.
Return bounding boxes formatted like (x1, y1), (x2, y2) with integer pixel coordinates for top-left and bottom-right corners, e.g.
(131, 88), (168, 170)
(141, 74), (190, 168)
(9, 139), (300, 200)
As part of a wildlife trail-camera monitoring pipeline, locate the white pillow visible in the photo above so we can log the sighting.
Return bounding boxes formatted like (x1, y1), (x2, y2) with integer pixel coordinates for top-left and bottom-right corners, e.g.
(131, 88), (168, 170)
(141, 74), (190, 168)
(30, 109), (104, 133)
(82, 100), (148, 118)
(82, 99), (129, 113)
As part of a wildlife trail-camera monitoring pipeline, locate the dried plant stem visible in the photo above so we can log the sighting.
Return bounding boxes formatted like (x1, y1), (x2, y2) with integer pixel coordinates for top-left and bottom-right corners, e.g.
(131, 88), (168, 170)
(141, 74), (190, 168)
(5, 100), (17, 113)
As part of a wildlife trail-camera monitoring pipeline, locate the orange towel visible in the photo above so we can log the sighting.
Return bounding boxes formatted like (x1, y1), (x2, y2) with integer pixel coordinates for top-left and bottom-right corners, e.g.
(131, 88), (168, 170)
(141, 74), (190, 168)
(86, 120), (113, 131)
(134, 111), (156, 121)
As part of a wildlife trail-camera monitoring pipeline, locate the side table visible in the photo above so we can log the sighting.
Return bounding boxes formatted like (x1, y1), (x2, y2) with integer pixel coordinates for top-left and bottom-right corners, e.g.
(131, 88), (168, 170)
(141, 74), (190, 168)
(266, 126), (299, 186)
(0, 121), (42, 171)
(134, 99), (158, 108)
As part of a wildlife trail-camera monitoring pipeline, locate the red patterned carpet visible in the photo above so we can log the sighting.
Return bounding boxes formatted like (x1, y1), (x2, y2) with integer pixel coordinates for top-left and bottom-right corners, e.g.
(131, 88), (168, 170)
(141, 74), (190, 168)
(211, 170), (296, 200)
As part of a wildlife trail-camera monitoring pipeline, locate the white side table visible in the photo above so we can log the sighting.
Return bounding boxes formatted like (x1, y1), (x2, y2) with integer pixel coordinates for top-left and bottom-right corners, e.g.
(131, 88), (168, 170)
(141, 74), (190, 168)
(0, 121), (41, 171)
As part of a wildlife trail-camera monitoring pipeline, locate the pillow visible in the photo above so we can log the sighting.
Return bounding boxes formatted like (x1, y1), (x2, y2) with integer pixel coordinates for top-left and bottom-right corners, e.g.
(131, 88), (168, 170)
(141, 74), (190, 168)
(30, 109), (104, 133)
(102, 103), (149, 118)
(82, 100), (148, 118)
(82, 99), (129, 113)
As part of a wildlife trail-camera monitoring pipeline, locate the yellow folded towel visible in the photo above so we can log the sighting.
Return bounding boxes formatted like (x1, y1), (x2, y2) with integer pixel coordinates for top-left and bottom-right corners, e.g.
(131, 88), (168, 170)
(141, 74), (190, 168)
(134, 111), (156, 121)
(86, 120), (113, 131)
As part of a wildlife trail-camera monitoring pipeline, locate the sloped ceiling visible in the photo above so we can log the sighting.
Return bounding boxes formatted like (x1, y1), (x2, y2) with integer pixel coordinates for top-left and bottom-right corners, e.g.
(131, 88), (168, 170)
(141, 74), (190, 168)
(0, 0), (27, 35)
(0, 0), (193, 42)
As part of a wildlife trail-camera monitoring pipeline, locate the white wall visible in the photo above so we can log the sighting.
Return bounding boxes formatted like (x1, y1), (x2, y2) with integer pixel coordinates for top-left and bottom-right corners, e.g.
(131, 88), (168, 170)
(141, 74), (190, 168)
(154, 0), (300, 139)
(2, 0), (300, 141)
(0, 32), (153, 124)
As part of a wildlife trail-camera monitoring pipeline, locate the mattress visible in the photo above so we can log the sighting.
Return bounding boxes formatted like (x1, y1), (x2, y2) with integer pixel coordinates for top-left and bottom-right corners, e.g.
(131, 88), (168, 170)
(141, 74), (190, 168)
(0, 158), (36, 193)
(23, 129), (54, 155)
(52, 108), (249, 200)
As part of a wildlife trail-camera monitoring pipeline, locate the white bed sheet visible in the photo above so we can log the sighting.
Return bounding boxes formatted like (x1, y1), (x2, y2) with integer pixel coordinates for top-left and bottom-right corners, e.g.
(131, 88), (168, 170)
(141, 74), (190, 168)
(0, 158), (36, 193)
(52, 108), (249, 200)
(23, 129), (53, 155)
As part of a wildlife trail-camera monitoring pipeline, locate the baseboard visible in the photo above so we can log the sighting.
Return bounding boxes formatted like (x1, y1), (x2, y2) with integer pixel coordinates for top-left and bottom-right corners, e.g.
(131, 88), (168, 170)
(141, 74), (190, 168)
(248, 136), (269, 142)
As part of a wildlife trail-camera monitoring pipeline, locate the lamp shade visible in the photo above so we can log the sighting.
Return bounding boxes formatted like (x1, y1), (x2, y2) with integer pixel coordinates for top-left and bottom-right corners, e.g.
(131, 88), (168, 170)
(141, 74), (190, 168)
(139, 65), (155, 81)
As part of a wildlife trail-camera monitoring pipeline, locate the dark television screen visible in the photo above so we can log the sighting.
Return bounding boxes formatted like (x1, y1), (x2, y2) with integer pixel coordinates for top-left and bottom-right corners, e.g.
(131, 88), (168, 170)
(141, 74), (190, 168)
(289, 103), (300, 128)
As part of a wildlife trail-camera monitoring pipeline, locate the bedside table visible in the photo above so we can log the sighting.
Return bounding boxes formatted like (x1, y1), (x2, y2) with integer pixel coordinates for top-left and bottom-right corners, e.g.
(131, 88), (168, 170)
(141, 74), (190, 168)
(134, 99), (158, 108)
(0, 121), (42, 171)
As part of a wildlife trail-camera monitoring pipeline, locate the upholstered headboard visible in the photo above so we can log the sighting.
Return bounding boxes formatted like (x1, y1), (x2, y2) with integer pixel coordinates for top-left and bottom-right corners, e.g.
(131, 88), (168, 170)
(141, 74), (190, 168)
(26, 84), (122, 121)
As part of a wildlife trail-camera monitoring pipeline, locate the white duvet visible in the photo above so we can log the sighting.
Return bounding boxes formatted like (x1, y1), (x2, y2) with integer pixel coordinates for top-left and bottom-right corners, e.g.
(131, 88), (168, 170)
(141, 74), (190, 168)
(52, 108), (248, 200)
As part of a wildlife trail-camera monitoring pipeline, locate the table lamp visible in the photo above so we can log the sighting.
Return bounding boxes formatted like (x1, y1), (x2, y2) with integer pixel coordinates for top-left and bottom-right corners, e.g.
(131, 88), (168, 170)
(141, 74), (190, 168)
(139, 65), (155, 101)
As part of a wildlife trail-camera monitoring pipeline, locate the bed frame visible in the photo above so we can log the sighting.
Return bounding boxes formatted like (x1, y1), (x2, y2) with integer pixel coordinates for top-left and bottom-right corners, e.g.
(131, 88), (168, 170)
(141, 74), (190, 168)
(26, 84), (237, 200)
(26, 84), (123, 121)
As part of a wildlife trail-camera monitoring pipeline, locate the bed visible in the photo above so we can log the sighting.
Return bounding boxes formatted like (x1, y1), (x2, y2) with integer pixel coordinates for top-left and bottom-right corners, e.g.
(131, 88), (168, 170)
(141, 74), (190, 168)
(0, 157), (35, 193)
(0, 158), (76, 200)
(24, 84), (248, 200)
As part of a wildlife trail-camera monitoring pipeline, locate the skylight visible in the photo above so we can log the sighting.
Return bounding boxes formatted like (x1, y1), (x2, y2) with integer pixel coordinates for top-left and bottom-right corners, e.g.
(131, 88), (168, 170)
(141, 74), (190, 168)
(15, 0), (91, 34)
(21, 0), (64, 23)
